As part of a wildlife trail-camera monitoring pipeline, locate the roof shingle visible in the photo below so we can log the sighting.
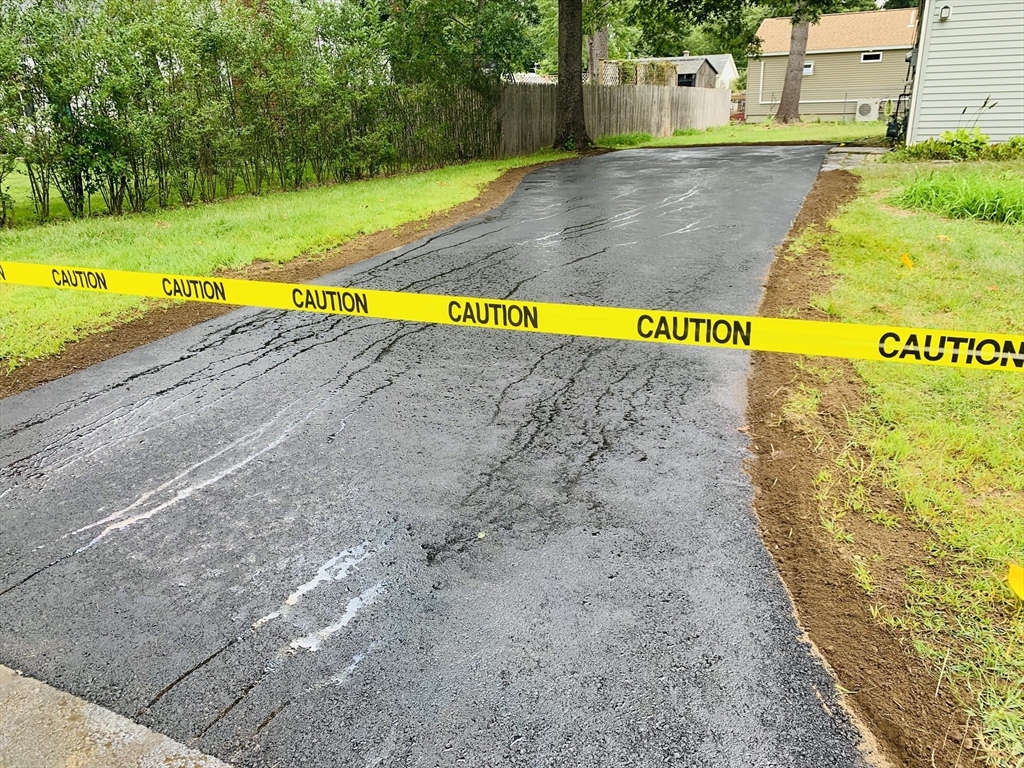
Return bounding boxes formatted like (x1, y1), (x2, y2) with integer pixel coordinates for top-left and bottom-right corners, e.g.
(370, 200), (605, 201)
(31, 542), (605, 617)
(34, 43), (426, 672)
(755, 8), (918, 55)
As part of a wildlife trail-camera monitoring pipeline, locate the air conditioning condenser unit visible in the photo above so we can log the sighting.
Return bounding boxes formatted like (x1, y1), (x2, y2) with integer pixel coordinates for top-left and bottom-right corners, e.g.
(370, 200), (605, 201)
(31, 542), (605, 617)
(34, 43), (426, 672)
(855, 99), (880, 121)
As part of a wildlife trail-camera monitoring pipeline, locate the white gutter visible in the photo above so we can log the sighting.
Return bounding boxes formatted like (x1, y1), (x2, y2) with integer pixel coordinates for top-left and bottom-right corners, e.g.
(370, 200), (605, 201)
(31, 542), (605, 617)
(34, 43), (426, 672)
(757, 44), (913, 57)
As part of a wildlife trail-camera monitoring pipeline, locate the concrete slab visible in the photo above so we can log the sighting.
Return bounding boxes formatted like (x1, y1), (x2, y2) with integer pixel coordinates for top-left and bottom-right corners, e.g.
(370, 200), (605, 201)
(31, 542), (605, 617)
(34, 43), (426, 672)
(0, 665), (230, 768)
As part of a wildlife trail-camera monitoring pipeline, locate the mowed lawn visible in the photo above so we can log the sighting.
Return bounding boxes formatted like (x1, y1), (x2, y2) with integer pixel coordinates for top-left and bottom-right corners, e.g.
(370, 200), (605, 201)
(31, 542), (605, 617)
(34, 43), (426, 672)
(646, 121), (886, 147)
(0, 151), (570, 368)
(807, 161), (1024, 764)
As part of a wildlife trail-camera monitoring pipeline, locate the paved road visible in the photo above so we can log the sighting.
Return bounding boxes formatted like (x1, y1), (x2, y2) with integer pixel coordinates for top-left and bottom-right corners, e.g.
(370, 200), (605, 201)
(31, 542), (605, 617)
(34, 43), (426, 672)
(1, 147), (866, 767)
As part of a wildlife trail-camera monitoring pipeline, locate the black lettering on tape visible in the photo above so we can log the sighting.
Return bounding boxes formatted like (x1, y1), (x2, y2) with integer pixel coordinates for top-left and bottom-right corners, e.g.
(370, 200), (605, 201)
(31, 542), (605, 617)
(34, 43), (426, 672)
(878, 332), (900, 359)
(52, 268), (108, 290)
(291, 286), (368, 314)
(162, 277), (226, 301)
(637, 315), (653, 338)
(1002, 339), (1024, 368)
(899, 333), (922, 361)
(450, 300), (537, 330)
(974, 339), (1000, 366)
(0, 263), (5, 281)
(922, 334), (945, 362)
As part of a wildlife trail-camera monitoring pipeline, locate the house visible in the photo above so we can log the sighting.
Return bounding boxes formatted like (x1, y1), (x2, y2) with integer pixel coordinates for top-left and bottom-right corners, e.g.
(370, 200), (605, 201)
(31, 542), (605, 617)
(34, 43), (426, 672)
(598, 55), (738, 90)
(904, 0), (1024, 143)
(745, 8), (918, 122)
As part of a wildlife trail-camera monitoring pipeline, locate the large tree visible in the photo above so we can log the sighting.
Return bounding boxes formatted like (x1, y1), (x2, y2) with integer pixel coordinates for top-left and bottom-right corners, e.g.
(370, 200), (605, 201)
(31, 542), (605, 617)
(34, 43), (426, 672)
(554, 0), (590, 148)
(774, 1), (809, 123)
(773, 0), (876, 123)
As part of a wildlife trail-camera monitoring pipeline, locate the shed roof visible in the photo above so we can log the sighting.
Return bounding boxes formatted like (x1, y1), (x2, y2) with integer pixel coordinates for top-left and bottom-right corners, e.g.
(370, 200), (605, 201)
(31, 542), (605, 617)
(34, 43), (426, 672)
(675, 58), (718, 75)
(755, 8), (918, 54)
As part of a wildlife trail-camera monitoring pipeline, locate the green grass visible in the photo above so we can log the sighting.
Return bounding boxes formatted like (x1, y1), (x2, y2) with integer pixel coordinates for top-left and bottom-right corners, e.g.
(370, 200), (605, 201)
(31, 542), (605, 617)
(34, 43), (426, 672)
(639, 121), (886, 147)
(595, 131), (654, 148)
(0, 150), (571, 368)
(806, 160), (1024, 766)
(3, 164), (109, 225)
(890, 165), (1024, 224)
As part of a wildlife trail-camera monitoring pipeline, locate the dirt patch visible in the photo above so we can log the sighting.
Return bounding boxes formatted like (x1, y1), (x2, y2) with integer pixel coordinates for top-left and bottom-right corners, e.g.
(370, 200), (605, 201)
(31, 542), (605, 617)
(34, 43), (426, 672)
(0, 157), (571, 400)
(746, 170), (975, 767)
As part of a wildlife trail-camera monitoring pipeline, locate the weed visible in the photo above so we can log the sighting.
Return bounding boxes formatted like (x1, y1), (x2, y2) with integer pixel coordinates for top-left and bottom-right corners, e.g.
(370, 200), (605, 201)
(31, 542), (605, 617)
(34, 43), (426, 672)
(869, 510), (901, 529)
(890, 166), (1024, 224)
(886, 132), (1024, 163)
(783, 384), (822, 428)
(597, 132), (654, 147)
(853, 559), (876, 595)
(821, 513), (855, 544)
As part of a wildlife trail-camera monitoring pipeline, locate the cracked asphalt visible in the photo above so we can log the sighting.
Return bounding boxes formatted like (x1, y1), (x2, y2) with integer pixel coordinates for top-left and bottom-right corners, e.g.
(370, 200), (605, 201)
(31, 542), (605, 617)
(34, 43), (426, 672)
(0, 147), (868, 767)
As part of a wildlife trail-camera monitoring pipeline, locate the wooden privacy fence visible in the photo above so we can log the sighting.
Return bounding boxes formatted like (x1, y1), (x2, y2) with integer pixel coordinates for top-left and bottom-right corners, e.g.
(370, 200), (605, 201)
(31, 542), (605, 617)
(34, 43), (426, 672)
(497, 84), (730, 157)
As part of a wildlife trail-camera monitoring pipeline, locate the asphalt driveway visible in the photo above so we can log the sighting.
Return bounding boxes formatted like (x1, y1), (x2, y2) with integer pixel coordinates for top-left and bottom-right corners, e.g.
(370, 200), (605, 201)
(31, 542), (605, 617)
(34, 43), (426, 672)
(0, 147), (867, 767)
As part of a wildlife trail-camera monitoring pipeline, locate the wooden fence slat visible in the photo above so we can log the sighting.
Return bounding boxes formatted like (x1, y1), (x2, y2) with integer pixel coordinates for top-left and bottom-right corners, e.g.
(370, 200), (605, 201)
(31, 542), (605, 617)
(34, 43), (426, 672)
(499, 83), (729, 156)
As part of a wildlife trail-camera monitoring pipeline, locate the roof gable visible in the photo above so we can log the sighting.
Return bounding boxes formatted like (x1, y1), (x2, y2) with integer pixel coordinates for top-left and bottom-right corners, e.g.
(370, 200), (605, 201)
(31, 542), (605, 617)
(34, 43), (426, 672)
(755, 8), (918, 54)
(676, 58), (717, 75)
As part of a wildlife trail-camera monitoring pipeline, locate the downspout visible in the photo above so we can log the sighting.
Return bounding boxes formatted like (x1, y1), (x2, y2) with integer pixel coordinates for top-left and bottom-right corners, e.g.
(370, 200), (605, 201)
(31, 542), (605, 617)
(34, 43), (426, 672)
(759, 60), (765, 108)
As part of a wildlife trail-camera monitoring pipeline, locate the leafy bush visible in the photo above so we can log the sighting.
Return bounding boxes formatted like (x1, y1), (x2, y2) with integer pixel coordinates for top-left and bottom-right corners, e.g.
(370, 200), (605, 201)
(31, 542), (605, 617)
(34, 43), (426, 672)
(887, 130), (1024, 162)
(598, 132), (654, 147)
(890, 167), (1024, 224)
(0, 0), (537, 223)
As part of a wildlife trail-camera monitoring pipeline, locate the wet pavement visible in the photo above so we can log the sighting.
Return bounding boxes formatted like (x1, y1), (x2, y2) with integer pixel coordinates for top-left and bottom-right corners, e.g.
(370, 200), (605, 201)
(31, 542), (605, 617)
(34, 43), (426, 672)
(1, 147), (868, 767)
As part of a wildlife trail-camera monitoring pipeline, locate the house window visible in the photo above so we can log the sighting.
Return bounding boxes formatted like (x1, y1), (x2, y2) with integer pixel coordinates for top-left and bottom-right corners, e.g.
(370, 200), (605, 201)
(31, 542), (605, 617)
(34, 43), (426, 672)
(803, 61), (814, 75)
(677, 73), (696, 87)
(861, 52), (883, 62)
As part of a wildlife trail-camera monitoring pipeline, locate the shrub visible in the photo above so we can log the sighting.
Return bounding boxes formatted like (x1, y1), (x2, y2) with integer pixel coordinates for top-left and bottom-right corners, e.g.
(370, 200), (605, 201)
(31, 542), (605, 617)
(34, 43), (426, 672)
(887, 131), (1024, 162)
(890, 168), (1024, 224)
(598, 132), (654, 147)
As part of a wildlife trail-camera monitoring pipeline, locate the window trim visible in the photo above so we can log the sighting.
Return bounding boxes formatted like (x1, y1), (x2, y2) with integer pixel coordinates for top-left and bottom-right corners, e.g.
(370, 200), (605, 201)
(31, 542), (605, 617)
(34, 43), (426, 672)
(802, 61), (814, 75)
(861, 51), (883, 63)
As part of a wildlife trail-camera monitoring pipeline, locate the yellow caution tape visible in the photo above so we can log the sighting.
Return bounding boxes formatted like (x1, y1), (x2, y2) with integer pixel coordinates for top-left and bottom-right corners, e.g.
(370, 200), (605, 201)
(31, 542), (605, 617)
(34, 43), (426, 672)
(1009, 563), (1024, 601)
(2, 260), (1022, 370)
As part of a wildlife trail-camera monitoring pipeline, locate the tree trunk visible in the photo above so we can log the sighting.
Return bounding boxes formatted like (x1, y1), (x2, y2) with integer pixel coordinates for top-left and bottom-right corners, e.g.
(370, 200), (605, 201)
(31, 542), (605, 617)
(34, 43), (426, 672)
(775, 11), (810, 124)
(587, 25), (610, 85)
(555, 0), (591, 149)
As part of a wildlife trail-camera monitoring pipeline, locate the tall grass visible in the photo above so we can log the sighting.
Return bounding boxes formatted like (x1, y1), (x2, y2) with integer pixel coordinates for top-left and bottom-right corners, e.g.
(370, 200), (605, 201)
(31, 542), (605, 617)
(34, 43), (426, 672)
(890, 167), (1024, 224)
(596, 132), (654, 147)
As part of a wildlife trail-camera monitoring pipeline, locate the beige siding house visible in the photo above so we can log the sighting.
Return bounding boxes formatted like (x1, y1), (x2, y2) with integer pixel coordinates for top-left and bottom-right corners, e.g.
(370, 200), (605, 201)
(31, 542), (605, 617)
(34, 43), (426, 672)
(906, 0), (1024, 143)
(746, 8), (918, 122)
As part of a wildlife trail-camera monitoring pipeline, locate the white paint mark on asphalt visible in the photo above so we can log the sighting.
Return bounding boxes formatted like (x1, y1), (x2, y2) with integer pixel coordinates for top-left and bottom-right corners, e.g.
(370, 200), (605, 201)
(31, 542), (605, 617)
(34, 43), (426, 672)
(253, 542), (374, 629)
(289, 583), (385, 653)
(73, 411), (316, 551)
(660, 220), (705, 237)
(332, 644), (378, 686)
(286, 543), (372, 606)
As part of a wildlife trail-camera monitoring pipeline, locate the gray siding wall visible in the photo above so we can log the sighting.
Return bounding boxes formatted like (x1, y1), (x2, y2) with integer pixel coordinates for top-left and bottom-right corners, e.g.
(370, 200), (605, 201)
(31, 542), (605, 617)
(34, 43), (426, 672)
(908, 0), (1024, 143)
(745, 49), (911, 121)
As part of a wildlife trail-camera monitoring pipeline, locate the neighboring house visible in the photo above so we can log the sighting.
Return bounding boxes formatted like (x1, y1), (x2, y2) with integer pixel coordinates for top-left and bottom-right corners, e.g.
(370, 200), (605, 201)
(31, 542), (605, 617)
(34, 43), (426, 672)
(905, 0), (1024, 143)
(746, 8), (918, 122)
(598, 55), (738, 89)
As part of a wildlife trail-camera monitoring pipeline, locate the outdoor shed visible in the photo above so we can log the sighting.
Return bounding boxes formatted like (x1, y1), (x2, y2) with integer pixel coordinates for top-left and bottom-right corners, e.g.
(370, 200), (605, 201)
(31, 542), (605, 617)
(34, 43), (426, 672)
(598, 55), (734, 89)
(746, 8), (918, 122)
(905, 0), (1024, 143)
(676, 59), (718, 88)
